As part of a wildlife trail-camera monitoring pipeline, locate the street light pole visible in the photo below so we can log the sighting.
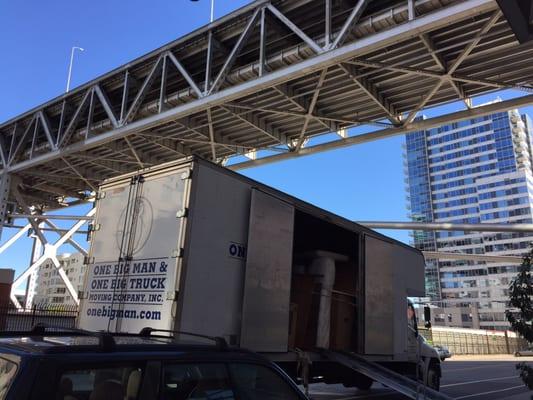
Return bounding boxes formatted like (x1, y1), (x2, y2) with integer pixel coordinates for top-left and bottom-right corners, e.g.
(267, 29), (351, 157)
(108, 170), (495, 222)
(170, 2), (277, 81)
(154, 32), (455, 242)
(190, 0), (215, 23)
(66, 46), (84, 93)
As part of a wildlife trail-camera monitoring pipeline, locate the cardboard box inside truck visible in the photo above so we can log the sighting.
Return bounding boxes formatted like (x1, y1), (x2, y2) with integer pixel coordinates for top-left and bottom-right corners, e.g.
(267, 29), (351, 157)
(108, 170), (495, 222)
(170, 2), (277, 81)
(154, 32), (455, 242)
(77, 157), (442, 392)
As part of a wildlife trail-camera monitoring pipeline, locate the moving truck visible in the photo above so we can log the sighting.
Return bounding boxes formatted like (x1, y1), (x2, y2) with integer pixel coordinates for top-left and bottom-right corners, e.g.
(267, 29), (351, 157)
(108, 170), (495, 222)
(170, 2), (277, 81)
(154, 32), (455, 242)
(77, 157), (446, 398)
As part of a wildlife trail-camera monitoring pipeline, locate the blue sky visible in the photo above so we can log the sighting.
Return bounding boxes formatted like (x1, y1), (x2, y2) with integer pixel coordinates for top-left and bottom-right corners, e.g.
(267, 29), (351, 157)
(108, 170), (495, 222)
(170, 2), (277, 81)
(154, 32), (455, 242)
(1, 1), (532, 283)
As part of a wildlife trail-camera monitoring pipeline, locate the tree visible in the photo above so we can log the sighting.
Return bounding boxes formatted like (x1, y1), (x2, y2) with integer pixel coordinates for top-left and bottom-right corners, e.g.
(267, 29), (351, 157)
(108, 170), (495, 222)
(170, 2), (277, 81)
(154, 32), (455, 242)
(506, 247), (533, 390)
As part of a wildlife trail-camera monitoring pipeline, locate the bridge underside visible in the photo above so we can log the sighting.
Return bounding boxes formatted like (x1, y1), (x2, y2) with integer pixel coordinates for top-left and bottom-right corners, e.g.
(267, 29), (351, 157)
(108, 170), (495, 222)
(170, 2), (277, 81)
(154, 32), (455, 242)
(1, 0), (533, 212)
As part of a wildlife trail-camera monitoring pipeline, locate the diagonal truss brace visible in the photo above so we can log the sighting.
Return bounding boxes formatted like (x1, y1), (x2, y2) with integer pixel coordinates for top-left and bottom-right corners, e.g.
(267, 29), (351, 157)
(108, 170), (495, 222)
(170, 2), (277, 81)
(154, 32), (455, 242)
(209, 8), (261, 95)
(339, 63), (401, 125)
(294, 68), (329, 151)
(9, 116), (37, 165)
(419, 33), (472, 109)
(221, 105), (289, 145)
(166, 51), (203, 98)
(404, 10), (502, 124)
(8, 208), (96, 309)
(330, 0), (370, 49)
(266, 4), (323, 54)
(273, 84), (339, 132)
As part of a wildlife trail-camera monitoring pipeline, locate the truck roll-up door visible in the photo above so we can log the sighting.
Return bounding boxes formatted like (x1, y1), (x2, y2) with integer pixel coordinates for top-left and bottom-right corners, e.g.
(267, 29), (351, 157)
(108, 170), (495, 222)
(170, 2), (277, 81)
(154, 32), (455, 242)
(240, 189), (295, 352)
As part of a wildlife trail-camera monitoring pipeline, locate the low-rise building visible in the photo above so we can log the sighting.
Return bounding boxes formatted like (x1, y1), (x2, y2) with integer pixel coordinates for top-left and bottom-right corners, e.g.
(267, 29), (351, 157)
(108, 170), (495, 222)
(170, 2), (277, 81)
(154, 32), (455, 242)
(32, 253), (86, 306)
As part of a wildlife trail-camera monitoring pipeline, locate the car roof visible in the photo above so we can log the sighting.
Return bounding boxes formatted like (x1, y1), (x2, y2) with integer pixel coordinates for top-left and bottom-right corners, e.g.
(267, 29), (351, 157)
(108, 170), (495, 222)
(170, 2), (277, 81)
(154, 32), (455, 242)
(0, 333), (259, 359)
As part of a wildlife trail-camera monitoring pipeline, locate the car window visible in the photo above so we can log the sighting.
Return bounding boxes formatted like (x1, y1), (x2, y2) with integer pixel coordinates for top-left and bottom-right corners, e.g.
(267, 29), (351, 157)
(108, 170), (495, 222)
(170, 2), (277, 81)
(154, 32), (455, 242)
(229, 363), (301, 400)
(57, 365), (143, 400)
(161, 363), (301, 400)
(162, 363), (235, 400)
(0, 356), (18, 400)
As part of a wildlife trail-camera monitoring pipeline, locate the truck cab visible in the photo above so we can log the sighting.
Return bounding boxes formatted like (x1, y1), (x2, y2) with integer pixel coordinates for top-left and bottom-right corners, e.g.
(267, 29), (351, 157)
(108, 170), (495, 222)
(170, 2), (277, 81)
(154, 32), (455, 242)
(407, 300), (441, 390)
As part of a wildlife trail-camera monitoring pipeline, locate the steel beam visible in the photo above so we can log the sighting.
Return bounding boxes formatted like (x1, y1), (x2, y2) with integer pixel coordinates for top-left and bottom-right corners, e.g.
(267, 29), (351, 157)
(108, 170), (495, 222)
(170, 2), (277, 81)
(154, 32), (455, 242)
(221, 105), (288, 145)
(166, 51), (203, 98)
(266, 4), (323, 53)
(2, 0), (497, 175)
(9, 208), (96, 308)
(339, 63), (400, 125)
(175, 117), (244, 153)
(423, 251), (523, 264)
(94, 85), (119, 128)
(347, 59), (532, 92)
(122, 55), (164, 124)
(229, 93), (533, 170)
(0, 224), (30, 254)
(7, 214), (94, 221)
(208, 8), (261, 95)
(419, 34), (472, 109)
(37, 111), (57, 150)
(206, 108), (217, 161)
(358, 221), (533, 232)
(295, 68), (329, 150)
(330, 0), (370, 49)
(12, 186), (48, 246)
(259, 7), (267, 76)
(24, 226), (43, 308)
(59, 89), (93, 148)
(0, 173), (10, 240)
(205, 32), (214, 93)
(61, 158), (97, 192)
(9, 117), (36, 165)
(123, 137), (145, 169)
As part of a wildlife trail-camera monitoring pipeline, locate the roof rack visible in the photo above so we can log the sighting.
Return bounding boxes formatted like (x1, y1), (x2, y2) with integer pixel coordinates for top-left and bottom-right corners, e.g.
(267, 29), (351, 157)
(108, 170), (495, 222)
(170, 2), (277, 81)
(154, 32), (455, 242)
(28, 323), (116, 351)
(139, 327), (228, 349)
(0, 324), (228, 352)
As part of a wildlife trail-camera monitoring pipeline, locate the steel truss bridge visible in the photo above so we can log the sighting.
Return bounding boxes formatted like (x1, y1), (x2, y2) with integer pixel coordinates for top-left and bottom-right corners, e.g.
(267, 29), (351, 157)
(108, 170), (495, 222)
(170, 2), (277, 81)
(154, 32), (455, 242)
(3, 0), (533, 306)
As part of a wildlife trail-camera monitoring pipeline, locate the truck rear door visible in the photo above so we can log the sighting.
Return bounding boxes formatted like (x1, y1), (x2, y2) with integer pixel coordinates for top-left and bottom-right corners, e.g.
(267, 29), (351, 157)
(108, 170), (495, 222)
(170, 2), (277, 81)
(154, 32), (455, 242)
(78, 166), (191, 333)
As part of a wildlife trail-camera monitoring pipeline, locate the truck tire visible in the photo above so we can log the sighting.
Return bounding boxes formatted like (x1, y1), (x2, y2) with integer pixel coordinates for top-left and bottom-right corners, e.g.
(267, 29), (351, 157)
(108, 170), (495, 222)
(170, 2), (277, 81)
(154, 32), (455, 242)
(354, 376), (373, 391)
(427, 364), (440, 391)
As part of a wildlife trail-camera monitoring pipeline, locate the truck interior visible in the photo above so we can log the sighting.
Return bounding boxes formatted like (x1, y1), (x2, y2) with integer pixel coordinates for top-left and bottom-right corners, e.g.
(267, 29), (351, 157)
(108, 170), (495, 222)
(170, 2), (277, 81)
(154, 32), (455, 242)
(289, 209), (361, 353)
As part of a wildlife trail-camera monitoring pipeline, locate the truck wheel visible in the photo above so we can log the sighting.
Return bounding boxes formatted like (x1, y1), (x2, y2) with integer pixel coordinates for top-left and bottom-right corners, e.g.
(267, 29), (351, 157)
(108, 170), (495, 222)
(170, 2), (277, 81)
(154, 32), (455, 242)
(427, 365), (440, 391)
(354, 376), (373, 391)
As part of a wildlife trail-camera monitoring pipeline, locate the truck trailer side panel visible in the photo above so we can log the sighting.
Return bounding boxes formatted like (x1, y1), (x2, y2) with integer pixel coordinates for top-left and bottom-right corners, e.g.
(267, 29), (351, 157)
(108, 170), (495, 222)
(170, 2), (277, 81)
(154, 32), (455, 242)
(175, 162), (252, 343)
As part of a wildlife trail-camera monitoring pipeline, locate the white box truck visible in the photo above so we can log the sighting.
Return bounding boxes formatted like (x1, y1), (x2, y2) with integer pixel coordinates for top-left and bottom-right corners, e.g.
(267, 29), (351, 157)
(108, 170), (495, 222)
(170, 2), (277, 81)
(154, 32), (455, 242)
(77, 157), (446, 399)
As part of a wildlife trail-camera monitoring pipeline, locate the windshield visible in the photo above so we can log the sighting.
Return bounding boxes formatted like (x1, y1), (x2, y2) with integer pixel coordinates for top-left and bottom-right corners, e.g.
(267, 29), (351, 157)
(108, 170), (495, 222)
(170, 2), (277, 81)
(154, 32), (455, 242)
(407, 301), (418, 333)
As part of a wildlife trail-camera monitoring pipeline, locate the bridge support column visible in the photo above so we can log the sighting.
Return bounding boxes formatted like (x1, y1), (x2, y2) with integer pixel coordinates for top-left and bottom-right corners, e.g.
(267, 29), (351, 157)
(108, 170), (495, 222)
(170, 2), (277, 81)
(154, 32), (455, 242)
(0, 173), (11, 241)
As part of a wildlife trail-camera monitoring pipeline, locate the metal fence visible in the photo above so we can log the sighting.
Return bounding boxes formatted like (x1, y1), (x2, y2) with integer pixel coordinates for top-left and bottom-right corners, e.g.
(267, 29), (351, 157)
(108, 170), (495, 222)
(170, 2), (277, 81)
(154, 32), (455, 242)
(0, 303), (78, 332)
(420, 327), (527, 355)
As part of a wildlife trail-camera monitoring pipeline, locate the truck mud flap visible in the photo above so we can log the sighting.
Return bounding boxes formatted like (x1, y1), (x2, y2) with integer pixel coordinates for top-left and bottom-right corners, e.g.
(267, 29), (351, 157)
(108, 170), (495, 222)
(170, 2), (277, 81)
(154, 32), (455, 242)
(320, 350), (452, 400)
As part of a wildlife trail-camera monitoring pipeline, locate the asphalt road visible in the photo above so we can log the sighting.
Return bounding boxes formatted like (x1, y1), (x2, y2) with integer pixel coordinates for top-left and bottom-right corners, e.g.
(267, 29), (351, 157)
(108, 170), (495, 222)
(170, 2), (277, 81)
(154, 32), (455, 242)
(307, 355), (533, 400)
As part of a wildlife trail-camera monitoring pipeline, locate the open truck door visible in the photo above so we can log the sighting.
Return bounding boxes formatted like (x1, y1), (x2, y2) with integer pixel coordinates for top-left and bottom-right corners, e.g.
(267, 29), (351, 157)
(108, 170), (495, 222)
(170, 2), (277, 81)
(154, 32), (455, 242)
(241, 189), (295, 352)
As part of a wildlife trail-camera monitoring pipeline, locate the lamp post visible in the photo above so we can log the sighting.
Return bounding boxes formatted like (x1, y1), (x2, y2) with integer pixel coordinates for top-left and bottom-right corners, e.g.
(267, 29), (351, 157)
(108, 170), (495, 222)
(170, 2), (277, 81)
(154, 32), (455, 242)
(190, 0), (215, 23)
(66, 46), (84, 93)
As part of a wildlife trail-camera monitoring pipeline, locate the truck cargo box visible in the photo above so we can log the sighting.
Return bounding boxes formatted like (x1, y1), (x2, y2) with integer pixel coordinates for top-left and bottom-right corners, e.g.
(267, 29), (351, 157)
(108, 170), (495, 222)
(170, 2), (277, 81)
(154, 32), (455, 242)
(78, 157), (425, 360)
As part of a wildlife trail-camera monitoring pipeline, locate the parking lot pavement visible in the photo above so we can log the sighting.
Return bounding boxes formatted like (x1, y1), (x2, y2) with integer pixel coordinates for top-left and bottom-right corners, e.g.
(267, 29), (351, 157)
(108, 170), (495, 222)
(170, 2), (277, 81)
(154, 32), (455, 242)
(308, 355), (533, 400)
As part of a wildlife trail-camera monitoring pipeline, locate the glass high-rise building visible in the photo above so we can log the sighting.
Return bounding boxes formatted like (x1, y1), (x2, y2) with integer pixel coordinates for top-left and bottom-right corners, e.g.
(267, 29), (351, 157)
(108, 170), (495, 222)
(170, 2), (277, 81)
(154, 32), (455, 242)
(404, 102), (533, 330)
